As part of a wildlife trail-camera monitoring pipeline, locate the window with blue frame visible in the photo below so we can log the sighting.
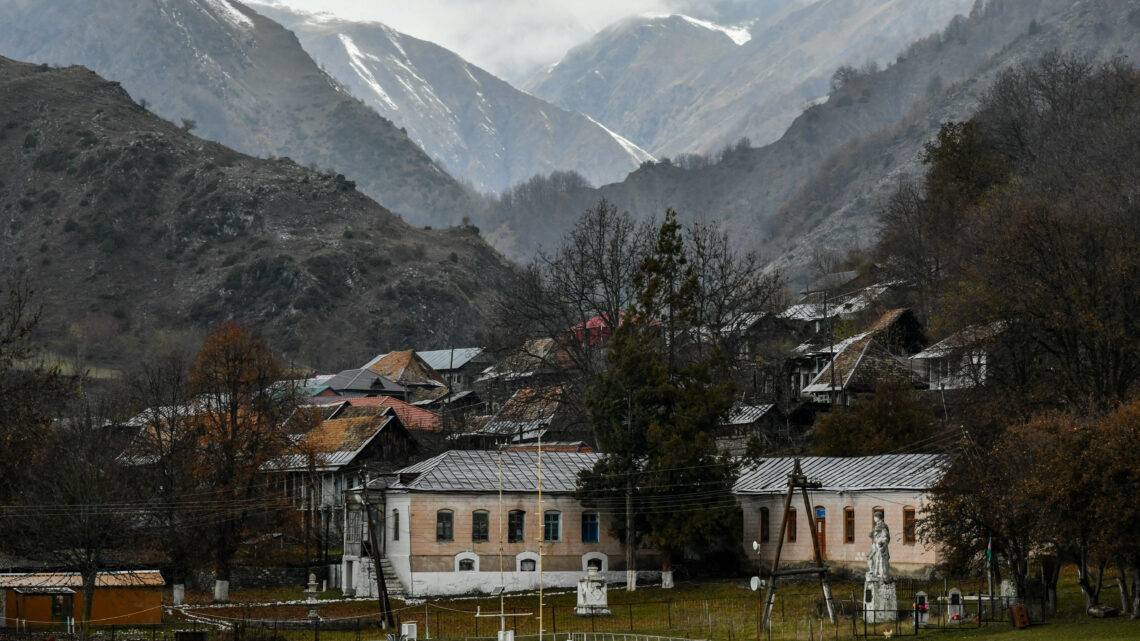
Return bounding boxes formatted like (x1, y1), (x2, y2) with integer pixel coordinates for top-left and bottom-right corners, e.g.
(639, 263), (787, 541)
(581, 512), (600, 543)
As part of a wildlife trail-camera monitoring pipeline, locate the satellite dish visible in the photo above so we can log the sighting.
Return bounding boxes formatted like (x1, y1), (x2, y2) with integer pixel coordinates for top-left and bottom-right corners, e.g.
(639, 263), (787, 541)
(750, 576), (762, 592)
(752, 540), (760, 552)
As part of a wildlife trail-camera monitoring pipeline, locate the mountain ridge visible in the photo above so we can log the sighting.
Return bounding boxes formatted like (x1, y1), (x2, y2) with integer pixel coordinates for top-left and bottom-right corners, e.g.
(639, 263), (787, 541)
(250, 1), (654, 193)
(0, 0), (480, 227)
(0, 55), (516, 371)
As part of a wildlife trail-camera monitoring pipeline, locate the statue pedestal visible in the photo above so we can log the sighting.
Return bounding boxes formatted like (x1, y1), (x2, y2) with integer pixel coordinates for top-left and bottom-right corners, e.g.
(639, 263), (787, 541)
(576, 569), (610, 616)
(864, 576), (897, 623)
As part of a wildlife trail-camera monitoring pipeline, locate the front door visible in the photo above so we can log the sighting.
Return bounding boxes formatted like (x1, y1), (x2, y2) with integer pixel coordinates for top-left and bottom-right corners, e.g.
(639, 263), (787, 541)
(814, 506), (827, 560)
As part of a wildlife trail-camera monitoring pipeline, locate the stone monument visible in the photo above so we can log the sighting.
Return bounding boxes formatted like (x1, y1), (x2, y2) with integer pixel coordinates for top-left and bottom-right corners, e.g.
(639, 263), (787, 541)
(576, 567), (611, 616)
(863, 512), (897, 623)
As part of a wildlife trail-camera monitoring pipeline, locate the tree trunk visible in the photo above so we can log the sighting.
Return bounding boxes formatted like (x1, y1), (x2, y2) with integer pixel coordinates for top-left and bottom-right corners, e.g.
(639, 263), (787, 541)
(81, 569), (97, 641)
(1131, 567), (1139, 620)
(660, 556), (674, 589)
(1039, 557), (1060, 615)
(1116, 559), (1132, 616)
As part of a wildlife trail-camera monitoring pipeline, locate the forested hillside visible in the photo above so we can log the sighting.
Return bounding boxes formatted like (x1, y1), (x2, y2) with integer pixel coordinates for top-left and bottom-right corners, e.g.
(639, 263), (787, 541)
(0, 57), (515, 370)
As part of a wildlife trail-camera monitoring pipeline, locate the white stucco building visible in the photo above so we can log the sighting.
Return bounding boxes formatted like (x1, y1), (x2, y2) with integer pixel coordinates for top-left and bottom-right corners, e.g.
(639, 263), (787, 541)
(734, 454), (948, 577)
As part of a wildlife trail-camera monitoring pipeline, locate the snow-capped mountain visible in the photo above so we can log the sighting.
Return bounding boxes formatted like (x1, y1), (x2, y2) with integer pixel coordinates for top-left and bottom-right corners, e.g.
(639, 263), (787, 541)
(529, 0), (974, 156)
(253, 2), (654, 193)
(0, 0), (479, 226)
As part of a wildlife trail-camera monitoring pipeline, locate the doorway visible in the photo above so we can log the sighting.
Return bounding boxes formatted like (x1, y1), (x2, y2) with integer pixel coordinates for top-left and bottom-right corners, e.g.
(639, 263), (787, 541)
(814, 506), (827, 559)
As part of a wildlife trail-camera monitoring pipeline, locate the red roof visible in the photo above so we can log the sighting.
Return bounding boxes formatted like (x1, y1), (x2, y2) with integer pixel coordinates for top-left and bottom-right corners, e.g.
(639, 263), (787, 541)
(340, 396), (443, 432)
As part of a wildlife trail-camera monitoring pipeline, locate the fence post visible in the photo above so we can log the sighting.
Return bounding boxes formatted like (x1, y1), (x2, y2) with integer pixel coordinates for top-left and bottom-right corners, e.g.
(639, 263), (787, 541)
(628, 603), (634, 631)
(667, 600), (672, 630)
(551, 605), (557, 636)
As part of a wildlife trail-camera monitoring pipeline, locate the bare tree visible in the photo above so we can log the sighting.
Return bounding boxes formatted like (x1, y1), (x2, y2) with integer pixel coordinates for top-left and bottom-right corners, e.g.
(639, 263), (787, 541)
(189, 322), (297, 601)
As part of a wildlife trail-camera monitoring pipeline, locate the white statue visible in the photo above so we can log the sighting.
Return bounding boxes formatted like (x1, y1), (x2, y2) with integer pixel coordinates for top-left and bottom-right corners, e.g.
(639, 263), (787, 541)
(867, 512), (892, 582)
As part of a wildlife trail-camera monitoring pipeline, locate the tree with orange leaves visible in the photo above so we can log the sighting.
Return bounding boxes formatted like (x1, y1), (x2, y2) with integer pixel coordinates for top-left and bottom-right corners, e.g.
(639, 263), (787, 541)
(190, 322), (297, 601)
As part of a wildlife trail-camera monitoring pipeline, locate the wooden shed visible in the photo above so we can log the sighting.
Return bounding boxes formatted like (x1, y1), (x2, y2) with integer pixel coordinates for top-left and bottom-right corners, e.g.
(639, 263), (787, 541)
(0, 570), (165, 628)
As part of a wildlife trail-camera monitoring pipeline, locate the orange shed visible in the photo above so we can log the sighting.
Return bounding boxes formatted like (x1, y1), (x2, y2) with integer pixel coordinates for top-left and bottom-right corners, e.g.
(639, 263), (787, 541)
(0, 571), (164, 628)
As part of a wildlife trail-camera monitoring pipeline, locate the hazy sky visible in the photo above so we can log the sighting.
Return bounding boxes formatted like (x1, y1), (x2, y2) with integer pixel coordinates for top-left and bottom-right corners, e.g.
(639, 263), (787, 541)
(263, 0), (680, 82)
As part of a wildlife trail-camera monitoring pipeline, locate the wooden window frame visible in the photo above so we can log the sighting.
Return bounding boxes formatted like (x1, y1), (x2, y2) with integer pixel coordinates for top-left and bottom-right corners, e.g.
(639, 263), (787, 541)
(787, 507), (797, 543)
(436, 509), (454, 542)
(844, 507), (855, 544)
(759, 506), (770, 543)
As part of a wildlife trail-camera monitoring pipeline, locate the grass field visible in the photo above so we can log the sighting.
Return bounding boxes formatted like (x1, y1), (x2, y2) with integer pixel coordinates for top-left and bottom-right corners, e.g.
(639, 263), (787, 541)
(175, 567), (1137, 641)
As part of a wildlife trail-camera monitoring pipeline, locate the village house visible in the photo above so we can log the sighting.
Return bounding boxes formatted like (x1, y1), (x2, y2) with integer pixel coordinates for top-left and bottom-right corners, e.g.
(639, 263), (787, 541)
(797, 308), (927, 406)
(713, 403), (787, 455)
(341, 450), (657, 598)
(265, 401), (419, 540)
(416, 348), (494, 393)
(451, 386), (584, 449)
(734, 454), (948, 577)
(0, 571), (165, 628)
(475, 338), (568, 411)
(363, 350), (450, 403)
(910, 322), (1004, 391)
(308, 369), (408, 399)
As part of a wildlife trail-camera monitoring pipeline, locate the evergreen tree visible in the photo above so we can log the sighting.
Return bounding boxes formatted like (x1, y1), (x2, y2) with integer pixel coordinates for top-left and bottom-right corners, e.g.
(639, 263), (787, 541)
(577, 211), (741, 581)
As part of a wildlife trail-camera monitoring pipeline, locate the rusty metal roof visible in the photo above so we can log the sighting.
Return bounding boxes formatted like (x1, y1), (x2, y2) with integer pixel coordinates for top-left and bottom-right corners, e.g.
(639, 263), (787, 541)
(0, 571), (165, 588)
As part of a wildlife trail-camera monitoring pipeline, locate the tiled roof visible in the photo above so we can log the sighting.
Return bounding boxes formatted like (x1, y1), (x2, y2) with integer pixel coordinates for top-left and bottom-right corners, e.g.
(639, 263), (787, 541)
(390, 450), (601, 493)
(733, 454), (949, 494)
(354, 396), (442, 432)
(270, 413), (396, 471)
(417, 348), (484, 372)
(0, 571), (165, 588)
(364, 350), (446, 387)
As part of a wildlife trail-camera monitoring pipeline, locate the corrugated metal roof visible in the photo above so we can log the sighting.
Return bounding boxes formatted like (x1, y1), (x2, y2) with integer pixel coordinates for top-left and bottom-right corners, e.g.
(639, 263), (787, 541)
(268, 413), (396, 471)
(417, 348), (484, 371)
(912, 321), (1005, 360)
(0, 571), (165, 588)
(470, 387), (562, 440)
(723, 404), (775, 425)
(390, 450), (600, 493)
(327, 368), (405, 394)
(733, 454), (948, 494)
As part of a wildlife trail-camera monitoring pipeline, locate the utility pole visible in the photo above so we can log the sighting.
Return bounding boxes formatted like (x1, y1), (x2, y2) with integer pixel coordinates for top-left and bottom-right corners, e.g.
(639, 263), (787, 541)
(758, 459), (836, 635)
(360, 477), (395, 629)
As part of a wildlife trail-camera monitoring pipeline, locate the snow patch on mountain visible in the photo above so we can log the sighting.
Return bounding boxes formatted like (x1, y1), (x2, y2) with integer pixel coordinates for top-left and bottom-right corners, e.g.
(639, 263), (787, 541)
(646, 13), (752, 45)
(201, 0), (253, 30)
(338, 33), (399, 111)
(583, 114), (655, 164)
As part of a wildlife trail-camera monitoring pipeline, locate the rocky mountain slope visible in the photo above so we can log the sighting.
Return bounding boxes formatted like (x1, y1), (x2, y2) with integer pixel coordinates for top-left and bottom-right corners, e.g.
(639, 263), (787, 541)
(489, 0), (1140, 274)
(0, 0), (478, 227)
(527, 0), (973, 156)
(0, 56), (515, 370)
(251, 2), (653, 194)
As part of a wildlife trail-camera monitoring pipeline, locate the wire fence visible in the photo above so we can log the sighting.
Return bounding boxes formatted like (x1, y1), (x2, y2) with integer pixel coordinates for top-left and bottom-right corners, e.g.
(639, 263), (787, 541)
(0, 589), (1048, 641)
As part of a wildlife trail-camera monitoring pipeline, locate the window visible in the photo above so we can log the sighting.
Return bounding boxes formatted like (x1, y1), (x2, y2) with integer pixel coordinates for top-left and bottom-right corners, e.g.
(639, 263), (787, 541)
(472, 510), (490, 542)
(586, 557), (603, 571)
(436, 510), (454, 542)
(786, 508), (797, 543)
(519, 559), (536, 572)
(508, 510), (525, 543)
(543, 511), (561, 542)
(458, 558), (475, 571)
(844, 507), (855, 544)
(759, 507), (770, 543)
(391, 509), (400, 541)
(903, 507), (916, 545)
(581, 512), (600, 543)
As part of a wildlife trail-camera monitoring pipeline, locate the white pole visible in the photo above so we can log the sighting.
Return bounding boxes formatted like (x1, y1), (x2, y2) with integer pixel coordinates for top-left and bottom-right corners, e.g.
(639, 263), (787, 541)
(537, 434), (544, 641)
